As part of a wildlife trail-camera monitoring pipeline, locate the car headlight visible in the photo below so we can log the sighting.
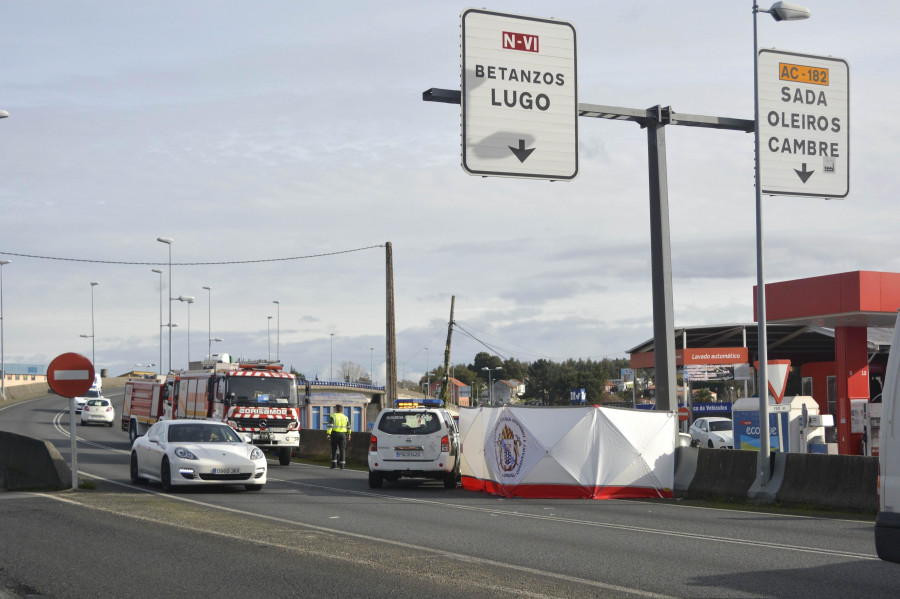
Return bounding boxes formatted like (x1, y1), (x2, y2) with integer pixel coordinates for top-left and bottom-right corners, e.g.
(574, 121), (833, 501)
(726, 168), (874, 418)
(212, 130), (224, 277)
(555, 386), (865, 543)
(174, 447), (198, 460)
(250, 447), (264, 460)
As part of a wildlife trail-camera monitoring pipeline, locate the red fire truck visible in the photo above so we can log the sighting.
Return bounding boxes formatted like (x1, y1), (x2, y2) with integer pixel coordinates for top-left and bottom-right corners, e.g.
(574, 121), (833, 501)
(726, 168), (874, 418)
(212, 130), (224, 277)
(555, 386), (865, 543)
(122, 360), (301, 465)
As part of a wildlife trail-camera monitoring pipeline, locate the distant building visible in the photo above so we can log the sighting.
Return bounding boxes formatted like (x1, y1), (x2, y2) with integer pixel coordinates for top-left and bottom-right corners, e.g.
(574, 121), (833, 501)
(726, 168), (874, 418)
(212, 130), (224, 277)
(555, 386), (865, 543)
(492, 379), (524, 404)
(429, 377), (472, 407)
(2, 363), (48, 388)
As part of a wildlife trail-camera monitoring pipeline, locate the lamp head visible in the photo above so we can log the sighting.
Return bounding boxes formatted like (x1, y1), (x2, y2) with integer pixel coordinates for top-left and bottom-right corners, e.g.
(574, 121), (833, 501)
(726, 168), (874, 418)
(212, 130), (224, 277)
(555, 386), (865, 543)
(767, 1), (811, 21)
(152, 268), (163, 274)
(156, 237), (174, 245)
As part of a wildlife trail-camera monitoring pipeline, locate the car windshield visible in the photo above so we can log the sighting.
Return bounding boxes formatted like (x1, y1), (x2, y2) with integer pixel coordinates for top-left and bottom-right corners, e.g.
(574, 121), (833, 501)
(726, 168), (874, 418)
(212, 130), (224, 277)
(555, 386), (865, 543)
(377, 411), (441, 435)
(709, 421), (732, 432)
(167, 424), (241, 443)
(84, 389), (100, 399)
(226, 377), (297, 407)
(87, 399), (108, 407)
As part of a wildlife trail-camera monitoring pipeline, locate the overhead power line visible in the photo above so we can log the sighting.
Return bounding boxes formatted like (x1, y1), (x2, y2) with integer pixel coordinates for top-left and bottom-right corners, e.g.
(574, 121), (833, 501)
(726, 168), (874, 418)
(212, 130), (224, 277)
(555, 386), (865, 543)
(0, 244), (384, 266)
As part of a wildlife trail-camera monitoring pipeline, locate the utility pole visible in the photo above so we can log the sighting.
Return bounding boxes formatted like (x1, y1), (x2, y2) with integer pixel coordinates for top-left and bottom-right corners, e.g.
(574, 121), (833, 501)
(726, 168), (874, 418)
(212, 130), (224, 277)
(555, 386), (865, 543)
(385, 242), (397, 409)
(441, 295), (455, 406)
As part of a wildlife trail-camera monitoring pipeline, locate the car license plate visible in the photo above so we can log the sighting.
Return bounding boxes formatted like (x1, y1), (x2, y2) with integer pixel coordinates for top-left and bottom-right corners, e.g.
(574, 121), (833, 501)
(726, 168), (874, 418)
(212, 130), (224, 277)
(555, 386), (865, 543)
(258, 433), (271, 442)
(395, 450), (421, 458)
(213, 468), (240, 475)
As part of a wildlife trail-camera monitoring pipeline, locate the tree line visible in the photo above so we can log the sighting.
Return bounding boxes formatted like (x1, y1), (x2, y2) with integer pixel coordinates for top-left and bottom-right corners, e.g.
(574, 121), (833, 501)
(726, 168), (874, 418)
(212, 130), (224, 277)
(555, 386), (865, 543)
(421, 351), (633, 406)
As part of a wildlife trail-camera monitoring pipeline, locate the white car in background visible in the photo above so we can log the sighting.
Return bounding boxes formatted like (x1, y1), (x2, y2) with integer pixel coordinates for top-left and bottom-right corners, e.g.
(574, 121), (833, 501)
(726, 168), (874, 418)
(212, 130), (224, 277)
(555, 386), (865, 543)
(80, 398), (115, 426)
(689, 417), (734, 449)
(74, 388), (102, 414)
(130, 420), (267, 492)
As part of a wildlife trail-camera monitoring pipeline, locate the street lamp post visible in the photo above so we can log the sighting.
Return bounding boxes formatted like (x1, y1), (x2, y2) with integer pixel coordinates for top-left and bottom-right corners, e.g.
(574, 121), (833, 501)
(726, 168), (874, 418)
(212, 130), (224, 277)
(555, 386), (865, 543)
(425, 347), (430, 397)
(481, 366), (502, 406)
(272, 300), (280, 361)
(330, 333), (335, 380)
(177, 295), (195, 365)
(87, 282), (99, 366)
(0, 260), (10, 400)
(152, 269), (163, 375)
(267, 316), (273, 361)
(370, 347), (374, 385)
(752, 1), (811, 489)
(156, 237), (174, 372)
(202, 286), (212, 360)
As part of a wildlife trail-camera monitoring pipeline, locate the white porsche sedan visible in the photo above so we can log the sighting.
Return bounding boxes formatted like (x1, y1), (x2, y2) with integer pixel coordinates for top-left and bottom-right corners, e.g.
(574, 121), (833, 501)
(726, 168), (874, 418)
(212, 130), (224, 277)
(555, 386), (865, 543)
(130, 420), (267, 492)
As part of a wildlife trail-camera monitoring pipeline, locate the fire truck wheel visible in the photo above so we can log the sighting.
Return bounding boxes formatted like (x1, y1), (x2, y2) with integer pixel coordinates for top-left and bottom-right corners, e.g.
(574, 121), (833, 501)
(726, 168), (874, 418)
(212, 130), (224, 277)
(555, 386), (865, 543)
(160, 458), (173, 492)
(245, 484), (263, 491)
(278, 447), (292, 466)
(129, 421), (138, 444)
(368, 470), (383, 489)
(130, 452), (147, 485)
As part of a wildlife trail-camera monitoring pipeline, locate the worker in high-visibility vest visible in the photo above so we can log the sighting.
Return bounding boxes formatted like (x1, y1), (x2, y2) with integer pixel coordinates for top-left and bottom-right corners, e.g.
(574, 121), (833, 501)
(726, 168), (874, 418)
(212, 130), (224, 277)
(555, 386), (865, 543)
(326, 404), (351, 469)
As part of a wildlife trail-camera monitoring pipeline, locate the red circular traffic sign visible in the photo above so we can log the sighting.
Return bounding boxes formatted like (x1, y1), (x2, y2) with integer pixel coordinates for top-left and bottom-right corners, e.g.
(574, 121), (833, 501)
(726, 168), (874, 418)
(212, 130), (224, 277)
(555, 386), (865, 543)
(47, 352), (95, 398)
(678, 406), (690, 422)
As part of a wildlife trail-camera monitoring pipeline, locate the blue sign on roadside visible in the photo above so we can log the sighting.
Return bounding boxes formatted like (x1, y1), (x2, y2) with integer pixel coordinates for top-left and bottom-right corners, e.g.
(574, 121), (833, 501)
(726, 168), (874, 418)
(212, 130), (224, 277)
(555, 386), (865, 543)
(692, 402), (733, 415)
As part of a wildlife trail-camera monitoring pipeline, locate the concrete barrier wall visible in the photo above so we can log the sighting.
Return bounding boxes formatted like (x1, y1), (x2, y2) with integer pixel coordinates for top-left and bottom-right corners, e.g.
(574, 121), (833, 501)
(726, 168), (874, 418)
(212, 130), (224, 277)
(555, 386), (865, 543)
(685, 447), (759, 501)
(774, 452), (877, 511)
(678, 448), (878, 511)
(5, 382), (53, 402)
(297, 429), (370, 464)
(0, 431), (71, 491)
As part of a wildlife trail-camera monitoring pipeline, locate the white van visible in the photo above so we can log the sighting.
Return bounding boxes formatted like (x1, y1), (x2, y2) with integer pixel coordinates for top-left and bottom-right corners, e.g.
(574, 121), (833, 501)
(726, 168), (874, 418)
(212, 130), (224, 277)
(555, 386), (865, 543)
(876, 310), (900, 563)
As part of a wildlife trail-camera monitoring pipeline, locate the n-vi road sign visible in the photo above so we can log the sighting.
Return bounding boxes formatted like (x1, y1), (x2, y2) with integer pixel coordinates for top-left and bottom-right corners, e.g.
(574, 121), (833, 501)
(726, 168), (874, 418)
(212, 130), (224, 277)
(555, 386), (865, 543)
(47, 352), (95, 398)
(757, 49), (849, 198)
(461, 9), (578, 181)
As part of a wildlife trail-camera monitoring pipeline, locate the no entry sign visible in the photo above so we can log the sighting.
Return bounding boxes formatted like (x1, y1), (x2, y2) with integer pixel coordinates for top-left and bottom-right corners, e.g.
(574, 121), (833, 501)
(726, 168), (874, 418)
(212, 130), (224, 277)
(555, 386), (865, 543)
(48, 352), (95, 398)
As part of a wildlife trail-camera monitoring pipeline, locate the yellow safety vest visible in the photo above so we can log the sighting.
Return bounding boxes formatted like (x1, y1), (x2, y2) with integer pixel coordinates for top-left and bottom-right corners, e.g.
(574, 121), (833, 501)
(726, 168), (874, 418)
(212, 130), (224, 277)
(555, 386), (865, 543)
(327, 412), (350, 434)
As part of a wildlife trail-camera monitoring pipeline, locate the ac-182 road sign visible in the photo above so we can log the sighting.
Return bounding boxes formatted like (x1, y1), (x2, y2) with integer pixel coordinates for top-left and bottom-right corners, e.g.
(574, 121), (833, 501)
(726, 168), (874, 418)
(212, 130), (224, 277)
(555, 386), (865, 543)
(757, 49), (849, 198)
(461, 9), (578, 181)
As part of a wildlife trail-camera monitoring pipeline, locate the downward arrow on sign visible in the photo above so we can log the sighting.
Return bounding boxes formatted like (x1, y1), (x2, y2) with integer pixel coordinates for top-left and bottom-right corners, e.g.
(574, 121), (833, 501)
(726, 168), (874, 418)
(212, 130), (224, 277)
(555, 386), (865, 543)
(794, 163), (815, 183)
(508, 139), (536, 163)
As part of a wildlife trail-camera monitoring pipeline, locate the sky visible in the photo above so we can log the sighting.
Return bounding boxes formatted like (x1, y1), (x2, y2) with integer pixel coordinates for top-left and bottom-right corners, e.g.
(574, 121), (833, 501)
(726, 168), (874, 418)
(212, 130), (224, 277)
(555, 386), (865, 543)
(2, 1), (899, 385)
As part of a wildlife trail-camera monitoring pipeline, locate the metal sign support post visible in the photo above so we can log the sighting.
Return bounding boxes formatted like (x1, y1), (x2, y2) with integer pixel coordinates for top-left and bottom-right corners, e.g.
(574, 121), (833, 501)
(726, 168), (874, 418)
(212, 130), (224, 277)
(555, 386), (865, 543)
(646, 112), (677, 412)
(424, 89), (752, 414)
(751, 6), (772, 492)
(69, 396), (78, 489)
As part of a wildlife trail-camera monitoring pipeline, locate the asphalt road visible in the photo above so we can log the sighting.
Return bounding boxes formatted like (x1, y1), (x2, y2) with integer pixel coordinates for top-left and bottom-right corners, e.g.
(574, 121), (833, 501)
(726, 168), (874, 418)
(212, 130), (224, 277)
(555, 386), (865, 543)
(2, 392), (900, 598)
